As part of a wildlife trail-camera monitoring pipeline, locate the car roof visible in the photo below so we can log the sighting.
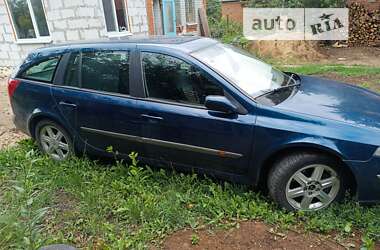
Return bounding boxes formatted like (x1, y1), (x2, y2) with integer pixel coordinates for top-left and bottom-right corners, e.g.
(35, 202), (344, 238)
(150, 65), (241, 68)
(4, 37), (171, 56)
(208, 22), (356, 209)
(32, 36), (218, 56)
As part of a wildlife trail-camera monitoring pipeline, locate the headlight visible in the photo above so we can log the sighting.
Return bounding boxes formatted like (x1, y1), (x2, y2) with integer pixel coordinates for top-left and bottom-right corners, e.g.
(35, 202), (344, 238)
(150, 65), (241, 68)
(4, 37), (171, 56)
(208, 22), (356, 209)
(374, 147), (380, 157)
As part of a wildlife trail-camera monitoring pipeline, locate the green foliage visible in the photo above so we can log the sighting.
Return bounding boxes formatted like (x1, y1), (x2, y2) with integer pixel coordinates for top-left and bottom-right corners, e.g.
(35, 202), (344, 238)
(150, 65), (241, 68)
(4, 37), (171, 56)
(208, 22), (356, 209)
(209, 18), (249, 49)
(280, 65), (380, 77)
(206, 0), (248, 49)
(0, 140), (379, 249)
(206, 0), (221, 24)
(243, 0), (346, 8)
(191, 234), (200, 245)
(362, 235), (376, 250)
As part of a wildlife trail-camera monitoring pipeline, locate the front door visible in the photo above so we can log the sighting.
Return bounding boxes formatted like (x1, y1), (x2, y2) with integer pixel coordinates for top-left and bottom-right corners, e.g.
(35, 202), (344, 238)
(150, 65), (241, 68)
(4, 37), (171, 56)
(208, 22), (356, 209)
(52, 49), (145, 156)
(162, 0), (176, 36)
(136, 51), (255, 174)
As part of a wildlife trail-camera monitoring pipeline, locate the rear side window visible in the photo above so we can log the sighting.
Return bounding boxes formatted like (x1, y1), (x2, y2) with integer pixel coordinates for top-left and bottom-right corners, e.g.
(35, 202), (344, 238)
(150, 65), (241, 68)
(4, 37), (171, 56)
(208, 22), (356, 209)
(63, 51), (130, 95)
(21, 56), (60, 82)
(82, 51), (129, 94)
(64, 53), (80, 87)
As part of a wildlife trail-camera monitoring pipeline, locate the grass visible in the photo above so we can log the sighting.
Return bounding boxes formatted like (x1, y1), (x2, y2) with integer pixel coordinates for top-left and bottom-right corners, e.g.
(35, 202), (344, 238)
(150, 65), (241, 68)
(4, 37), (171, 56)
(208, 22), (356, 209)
(0, 140), (379, 249)
(280, 64), (380, 77)
(281, 64), (380, 93)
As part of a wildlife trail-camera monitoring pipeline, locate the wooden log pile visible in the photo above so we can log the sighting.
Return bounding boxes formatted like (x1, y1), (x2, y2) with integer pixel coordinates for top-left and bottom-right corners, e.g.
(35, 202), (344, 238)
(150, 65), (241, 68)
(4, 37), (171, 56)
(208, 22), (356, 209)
(348, 3), (380, 47)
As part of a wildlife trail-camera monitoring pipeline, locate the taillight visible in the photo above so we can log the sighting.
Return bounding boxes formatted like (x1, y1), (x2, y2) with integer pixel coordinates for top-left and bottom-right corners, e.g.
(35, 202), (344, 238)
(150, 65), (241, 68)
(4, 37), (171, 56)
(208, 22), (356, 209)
(8, 78), (21, 99)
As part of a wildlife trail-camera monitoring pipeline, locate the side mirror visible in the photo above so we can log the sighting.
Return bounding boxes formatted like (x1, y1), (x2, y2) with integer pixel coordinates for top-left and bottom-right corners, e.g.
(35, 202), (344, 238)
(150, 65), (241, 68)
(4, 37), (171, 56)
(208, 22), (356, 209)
(205, 95), (239, 114)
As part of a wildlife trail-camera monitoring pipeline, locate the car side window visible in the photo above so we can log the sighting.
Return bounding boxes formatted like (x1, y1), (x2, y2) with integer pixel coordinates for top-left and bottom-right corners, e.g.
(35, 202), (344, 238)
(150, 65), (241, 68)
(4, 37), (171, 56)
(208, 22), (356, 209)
(21, 56), (60, 82)
(81, 51), (130, 95)
(63, 51), (130, 94)
(64, 53), (80, 87)
(142, 52), (224, 106)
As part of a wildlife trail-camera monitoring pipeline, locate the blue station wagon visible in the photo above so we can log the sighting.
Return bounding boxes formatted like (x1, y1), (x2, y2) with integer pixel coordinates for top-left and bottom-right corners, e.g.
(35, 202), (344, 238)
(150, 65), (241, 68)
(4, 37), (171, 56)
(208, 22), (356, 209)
(7, 37), (380, 211)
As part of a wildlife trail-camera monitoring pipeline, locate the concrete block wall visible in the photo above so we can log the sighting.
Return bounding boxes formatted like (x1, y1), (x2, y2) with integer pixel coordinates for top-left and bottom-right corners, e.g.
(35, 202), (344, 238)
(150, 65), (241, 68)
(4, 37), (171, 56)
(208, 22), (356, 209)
(0, 0), (149, 67)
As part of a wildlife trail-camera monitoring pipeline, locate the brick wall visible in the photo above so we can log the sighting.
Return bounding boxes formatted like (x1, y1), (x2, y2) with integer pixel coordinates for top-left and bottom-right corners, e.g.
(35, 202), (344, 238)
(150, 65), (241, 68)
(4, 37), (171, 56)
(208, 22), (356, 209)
(145, 0), (155, 34)
(347, 0), (380, 11)
(0, 0), (148, 67)
(221, 1), (243, 24)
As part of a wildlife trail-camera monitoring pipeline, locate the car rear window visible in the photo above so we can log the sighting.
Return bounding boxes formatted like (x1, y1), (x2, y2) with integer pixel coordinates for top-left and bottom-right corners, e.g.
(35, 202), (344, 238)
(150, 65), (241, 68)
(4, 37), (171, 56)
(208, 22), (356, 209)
(21, 56), (60, 83)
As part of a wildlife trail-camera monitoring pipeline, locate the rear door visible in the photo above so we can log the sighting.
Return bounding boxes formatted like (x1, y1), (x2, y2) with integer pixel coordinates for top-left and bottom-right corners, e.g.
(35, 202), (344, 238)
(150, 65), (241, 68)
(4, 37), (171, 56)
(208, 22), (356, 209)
(51, 47), (145, 156)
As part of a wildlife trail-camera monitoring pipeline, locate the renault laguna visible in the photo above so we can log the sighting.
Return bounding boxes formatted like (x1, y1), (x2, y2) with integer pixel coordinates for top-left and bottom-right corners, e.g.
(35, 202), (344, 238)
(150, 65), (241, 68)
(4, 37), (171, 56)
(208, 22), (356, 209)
(8, 37), (380, 211)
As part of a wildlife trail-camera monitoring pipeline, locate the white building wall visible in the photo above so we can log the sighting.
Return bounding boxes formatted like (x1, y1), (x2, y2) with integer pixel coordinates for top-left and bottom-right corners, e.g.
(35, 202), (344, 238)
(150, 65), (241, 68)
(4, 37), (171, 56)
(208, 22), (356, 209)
(0, 0), (148, 67)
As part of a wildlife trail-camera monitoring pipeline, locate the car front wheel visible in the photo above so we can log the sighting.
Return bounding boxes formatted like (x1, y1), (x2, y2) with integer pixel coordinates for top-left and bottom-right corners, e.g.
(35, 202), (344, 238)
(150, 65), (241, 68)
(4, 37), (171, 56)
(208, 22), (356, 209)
(35, 120), (73, 161)
(268, 152), (346, 211)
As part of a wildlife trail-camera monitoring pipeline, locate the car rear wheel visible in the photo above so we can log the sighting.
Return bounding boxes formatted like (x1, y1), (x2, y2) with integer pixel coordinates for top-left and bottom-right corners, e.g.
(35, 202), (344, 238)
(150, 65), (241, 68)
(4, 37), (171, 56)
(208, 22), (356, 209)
(268, 152), (346, 211)
(35, 120), (73, 161)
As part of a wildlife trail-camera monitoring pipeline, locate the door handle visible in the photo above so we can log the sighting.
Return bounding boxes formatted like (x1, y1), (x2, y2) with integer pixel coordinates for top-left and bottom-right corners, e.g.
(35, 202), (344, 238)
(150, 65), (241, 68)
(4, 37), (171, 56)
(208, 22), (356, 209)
(59, 101), (77, 108)
(140, 114), (163, 121)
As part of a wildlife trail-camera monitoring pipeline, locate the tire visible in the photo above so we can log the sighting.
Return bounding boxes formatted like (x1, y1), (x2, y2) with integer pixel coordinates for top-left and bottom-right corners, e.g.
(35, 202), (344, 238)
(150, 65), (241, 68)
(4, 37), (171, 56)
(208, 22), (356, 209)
(268, 152), (346, 211)
(35, 119), (73, 161)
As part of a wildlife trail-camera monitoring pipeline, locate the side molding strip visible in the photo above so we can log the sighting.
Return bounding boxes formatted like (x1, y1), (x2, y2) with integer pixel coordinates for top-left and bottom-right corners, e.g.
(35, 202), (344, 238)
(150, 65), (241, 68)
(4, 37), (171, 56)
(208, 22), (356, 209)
(81, 127), (243, 159)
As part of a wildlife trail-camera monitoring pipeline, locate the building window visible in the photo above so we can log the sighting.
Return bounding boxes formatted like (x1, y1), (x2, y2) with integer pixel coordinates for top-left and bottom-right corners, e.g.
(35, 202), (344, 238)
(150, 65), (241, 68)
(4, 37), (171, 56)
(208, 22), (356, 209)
(102, 0), (130, 34)
(6, 0), (50, 42)
(185, 0), (196, 24)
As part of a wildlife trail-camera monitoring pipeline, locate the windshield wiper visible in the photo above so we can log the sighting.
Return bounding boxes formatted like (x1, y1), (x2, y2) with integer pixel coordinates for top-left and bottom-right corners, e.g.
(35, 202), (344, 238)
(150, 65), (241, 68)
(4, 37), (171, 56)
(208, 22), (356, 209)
(254, 82), (301, 99)
(285, 73), (296, 86)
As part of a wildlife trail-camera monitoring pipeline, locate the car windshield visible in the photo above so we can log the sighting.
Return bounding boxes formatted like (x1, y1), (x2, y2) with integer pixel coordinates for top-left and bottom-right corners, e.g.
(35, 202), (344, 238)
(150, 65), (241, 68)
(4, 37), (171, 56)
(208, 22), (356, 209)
(191, 43), (296, 98)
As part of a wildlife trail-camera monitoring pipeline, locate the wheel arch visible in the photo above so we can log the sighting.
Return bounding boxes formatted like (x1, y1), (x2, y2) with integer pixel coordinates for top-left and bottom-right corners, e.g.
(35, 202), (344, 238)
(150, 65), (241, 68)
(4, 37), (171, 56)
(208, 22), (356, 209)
(257, 143), (357, 194)
(27, 110), (69, 139)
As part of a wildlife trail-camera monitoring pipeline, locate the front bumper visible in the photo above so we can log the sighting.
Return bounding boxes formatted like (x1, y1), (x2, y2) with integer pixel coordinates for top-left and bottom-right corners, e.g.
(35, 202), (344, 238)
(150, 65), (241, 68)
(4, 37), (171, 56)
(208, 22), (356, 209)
(345, 157), (380, 203)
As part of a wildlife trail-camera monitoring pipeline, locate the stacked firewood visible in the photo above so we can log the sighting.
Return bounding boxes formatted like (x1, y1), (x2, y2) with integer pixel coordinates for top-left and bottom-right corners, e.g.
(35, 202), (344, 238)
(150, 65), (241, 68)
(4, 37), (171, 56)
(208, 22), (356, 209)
(348, 3), (380, 47)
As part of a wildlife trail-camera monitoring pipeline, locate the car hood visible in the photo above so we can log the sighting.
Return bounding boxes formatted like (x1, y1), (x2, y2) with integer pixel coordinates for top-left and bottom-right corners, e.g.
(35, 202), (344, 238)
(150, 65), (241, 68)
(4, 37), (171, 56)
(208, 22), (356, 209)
(277, 75), (380, 130)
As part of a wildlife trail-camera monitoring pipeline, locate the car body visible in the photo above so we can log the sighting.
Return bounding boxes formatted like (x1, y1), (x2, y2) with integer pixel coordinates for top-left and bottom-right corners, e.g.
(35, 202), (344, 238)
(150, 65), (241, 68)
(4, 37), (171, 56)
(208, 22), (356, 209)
(8, 37), (380, 211)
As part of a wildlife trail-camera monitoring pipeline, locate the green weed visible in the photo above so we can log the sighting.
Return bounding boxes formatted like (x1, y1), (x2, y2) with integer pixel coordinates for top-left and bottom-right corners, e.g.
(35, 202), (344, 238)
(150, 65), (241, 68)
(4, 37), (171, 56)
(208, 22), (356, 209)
(280, 65), (380, 77)
(0, 141), (379, 249)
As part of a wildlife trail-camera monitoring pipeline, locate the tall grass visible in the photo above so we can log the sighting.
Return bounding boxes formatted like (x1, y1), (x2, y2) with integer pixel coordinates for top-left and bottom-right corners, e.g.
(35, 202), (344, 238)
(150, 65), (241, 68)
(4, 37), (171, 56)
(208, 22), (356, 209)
(0, 140), (378, 249)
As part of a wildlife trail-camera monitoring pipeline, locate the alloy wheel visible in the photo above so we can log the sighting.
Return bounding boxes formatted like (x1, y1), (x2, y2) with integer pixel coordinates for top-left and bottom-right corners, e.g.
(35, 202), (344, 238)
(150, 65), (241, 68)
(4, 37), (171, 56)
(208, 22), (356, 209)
(39, 125), (70, 161)
(285, 164), (340, 211)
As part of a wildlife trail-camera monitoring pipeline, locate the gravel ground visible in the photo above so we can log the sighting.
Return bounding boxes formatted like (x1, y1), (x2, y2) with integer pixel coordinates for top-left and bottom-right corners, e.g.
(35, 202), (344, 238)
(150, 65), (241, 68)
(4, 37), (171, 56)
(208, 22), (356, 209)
(0, 78), (28, 150)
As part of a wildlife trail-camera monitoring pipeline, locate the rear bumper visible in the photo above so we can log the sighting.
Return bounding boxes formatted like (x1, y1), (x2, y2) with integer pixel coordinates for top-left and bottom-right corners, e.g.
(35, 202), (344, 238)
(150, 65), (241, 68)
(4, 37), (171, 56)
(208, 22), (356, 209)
(345, 157), (380, 203)
(12, 115), (29, 136)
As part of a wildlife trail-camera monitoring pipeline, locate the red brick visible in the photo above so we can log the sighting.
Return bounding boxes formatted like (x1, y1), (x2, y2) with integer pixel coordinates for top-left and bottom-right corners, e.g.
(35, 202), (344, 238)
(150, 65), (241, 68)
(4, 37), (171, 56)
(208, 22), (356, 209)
(221, 1), (243, 24)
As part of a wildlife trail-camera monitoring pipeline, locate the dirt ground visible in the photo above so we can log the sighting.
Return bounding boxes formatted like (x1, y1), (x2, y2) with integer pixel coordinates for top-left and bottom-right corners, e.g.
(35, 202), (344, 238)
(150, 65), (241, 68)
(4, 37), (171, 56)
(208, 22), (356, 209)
(160, 221), (371, 250)
(320, 46), (380, 67)
(0, 79), (27, 149)
(252, 42), (380, 67)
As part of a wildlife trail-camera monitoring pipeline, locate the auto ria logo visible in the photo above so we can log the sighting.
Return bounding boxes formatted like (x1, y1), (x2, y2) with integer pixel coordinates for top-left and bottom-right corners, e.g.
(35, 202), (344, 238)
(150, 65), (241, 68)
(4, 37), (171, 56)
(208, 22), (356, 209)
(310, 13), (344, 35)
(251, 16), (297, 31)
(243, 8), (349, 40)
